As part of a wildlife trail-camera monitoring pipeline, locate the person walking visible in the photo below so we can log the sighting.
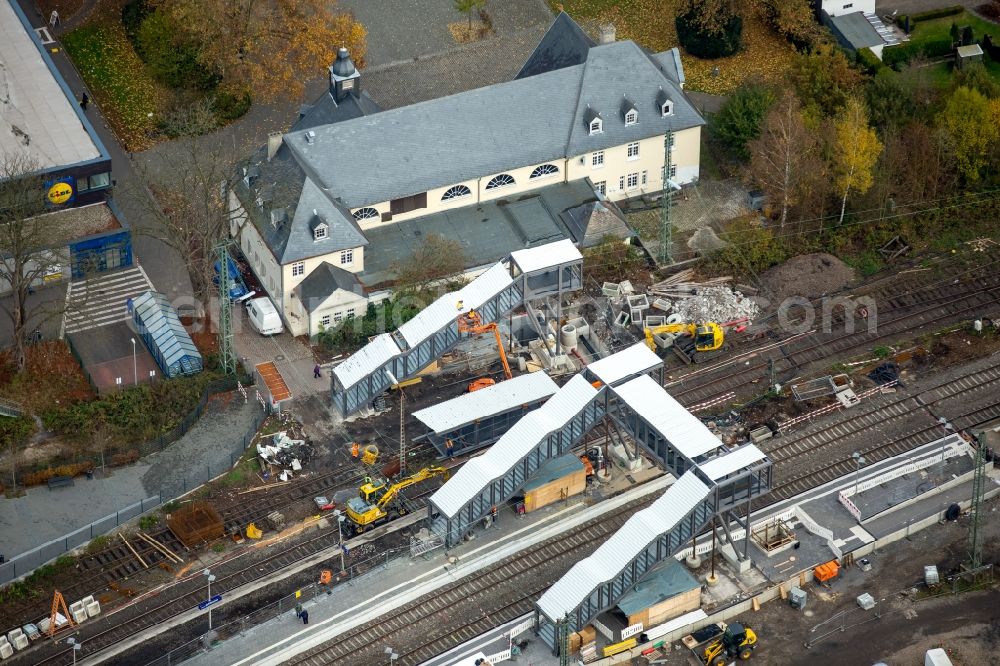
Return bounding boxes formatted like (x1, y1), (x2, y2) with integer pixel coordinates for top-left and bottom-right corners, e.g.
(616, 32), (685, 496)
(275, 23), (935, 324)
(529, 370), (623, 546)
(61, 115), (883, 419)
(300, 609), (309, 624)
(80, 93), (89, 111)
(313, 363), (322, 379)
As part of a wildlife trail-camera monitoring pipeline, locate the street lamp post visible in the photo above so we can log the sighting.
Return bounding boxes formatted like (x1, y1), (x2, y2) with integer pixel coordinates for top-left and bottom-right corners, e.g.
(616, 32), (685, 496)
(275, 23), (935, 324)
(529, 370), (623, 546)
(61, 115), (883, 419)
(385, 647), (398, 665)
(67, 637), (81, 665)
(130, 337), (137, 385)
(333, 510), (346, 573)
(204, 568), (216, 630)
(852, 451), (867, 499)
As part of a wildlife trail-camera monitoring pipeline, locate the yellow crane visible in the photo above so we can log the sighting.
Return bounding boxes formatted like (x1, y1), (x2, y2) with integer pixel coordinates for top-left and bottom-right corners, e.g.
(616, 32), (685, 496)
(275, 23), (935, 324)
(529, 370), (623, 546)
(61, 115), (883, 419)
(344, 466), (450, 534)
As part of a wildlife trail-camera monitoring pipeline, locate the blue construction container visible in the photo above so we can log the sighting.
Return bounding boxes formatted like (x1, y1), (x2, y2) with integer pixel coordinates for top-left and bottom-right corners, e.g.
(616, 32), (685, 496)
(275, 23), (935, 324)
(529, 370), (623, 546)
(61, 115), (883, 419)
(130, 291), (203, 378)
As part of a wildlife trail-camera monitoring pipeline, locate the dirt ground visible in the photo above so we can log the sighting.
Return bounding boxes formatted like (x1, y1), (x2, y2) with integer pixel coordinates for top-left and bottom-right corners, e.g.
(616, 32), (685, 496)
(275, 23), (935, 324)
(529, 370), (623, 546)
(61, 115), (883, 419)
(725, 497), (1000, 666)
(758, 253), (856, 305)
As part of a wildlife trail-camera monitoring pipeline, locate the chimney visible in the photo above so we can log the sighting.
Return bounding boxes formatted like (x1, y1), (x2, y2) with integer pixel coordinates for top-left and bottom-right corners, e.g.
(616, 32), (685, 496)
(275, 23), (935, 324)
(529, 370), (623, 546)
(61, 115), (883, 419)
(266, 131), (282, 161)
(599, 23), (616, 44)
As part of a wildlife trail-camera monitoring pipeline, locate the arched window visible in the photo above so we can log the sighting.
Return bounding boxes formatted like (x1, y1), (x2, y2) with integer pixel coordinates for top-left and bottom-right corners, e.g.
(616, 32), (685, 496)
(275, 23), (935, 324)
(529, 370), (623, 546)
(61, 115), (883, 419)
(441, 185), (472, 201)
(352, 207), (380, 221)
(529, 164), (559, 180)
(485, 174), (515, 190)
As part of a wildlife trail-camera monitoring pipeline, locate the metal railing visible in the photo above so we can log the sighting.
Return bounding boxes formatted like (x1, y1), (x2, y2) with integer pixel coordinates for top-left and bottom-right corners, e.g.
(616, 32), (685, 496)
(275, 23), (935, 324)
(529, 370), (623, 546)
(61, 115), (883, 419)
(0, 408), (264, 584)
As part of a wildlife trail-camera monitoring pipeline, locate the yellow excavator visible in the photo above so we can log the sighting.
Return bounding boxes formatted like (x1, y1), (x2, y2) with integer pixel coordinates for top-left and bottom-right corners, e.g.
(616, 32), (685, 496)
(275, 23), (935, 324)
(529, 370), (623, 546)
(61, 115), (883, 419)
(344, 466), (450, 534)
(644, 321), (726, 364)
(702, 622), (758, 664)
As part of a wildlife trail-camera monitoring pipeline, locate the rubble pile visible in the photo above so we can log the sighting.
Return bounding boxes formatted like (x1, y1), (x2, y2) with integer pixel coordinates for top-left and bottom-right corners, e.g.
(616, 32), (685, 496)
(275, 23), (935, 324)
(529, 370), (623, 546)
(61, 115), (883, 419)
(257, 431), (315, 476)
(671, 286), (760, 323)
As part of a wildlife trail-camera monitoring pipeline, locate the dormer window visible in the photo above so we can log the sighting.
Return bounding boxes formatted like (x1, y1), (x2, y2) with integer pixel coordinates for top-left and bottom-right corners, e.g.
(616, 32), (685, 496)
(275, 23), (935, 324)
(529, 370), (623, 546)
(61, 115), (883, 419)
(625, 110), (638, 125)
(621, 95), (638, 126)
(310, 209), (329, 241)
(314, 224), (328, 240)
(584, 105), (603, 135)
(656, 87), (674, 117)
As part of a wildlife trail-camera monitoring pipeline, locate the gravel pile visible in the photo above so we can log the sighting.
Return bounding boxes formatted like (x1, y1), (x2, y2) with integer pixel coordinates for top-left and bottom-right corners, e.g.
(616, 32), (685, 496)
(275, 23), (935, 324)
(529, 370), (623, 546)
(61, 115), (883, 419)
(672, 286), (760, 323)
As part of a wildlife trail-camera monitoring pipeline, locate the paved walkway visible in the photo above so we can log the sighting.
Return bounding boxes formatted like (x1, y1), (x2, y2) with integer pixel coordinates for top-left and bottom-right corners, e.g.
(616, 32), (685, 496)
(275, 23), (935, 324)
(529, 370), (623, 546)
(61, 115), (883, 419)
(0, 392), (261, 560)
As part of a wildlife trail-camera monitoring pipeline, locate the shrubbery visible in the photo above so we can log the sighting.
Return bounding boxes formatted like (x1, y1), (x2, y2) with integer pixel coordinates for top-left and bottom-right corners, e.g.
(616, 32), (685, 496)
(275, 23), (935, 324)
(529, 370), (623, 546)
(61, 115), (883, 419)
(676, 0), (743, 59)
(910, 5), (964, 21)
(855, 48), (885, 76)
(135, 10), (218, 91)
(317, 300), (422, 353)
(21, 462), (94, 487)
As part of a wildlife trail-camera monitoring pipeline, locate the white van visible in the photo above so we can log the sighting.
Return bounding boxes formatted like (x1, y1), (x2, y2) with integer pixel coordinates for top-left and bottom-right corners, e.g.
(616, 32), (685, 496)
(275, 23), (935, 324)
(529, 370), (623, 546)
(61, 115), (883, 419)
(245, 297), (283, 335)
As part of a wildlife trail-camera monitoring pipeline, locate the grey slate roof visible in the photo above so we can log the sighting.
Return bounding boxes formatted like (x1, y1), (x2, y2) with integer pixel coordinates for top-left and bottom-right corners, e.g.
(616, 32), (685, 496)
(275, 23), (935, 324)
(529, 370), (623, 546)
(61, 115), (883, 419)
(357, 179), (631, 288)
(284, 40), (704, 209)
(515, 11), (595, 79)
(828, 12), (885, 49)
(362, 23), (549, 110)
(296, 262), (365, 311)
(291, 90), (382, 133)
(233, 146), (368, 265)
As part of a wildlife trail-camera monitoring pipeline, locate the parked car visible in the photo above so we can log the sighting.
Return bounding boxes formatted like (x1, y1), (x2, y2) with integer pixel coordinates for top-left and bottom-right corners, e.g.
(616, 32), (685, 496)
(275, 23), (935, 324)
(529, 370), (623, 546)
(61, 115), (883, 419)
(246, 297), (283, 335)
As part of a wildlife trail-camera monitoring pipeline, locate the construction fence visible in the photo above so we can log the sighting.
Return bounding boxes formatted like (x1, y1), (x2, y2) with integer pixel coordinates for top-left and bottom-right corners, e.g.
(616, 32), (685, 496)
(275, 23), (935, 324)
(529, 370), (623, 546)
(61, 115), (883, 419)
(0, 392), (266, 585)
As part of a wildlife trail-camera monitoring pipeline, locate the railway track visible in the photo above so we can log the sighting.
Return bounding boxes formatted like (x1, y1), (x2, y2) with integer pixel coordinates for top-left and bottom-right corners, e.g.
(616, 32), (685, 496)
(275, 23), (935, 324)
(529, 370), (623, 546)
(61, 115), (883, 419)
(16, 483), (443, 666)
(758, 362), (1000, 504)
(284, 498), (649, 666)
(669, 275), (1000, 407)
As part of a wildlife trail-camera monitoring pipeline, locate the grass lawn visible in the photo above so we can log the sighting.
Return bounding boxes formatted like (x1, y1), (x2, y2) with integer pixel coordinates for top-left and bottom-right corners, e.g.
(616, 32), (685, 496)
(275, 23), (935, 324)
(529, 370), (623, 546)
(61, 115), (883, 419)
(897, 60), (955, 90)
(910, 10), (1000, 47)
(62, 9), (169, 151)
(552, 0), (797, 95)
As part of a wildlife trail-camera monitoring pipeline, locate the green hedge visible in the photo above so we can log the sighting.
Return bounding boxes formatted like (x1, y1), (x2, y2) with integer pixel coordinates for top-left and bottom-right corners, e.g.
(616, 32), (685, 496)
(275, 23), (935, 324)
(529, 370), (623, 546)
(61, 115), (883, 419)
(856, 47), (885, 75)
(910, 5), (964, 22)
(882, 37), (953, 68)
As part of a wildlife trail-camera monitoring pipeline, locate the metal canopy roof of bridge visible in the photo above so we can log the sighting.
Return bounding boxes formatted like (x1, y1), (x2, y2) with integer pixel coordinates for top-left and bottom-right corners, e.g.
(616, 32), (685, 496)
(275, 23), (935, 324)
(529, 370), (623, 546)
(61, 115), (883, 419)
(587, 342), (661, 387)
(332, 332), (401, 390)
(430, 374), (598, 517)
(612, 374), (723, 460)
(509, 239), (582, 273)
(396, 263), (513, 348)
(700, 443), (767, 481)
(536, 470), (710, 620)
(412, 371), (559, 434)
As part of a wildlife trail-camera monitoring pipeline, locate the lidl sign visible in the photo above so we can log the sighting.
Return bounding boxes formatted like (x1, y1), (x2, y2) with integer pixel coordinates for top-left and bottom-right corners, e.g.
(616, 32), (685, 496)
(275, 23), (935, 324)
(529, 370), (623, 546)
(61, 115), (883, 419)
(45, 178), (74, 205)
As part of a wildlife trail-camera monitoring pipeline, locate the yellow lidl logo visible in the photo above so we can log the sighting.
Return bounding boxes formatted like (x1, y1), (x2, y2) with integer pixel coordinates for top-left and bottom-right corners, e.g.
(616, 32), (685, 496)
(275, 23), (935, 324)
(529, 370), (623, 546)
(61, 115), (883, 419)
(47, 181), (73, 205)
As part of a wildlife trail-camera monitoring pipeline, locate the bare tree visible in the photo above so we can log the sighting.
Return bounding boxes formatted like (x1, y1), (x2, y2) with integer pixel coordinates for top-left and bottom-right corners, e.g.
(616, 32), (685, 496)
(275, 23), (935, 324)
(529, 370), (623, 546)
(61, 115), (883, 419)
(0, 154), (68, 371)
(127, 138), (246, 316)
(748, 91), (812, 230)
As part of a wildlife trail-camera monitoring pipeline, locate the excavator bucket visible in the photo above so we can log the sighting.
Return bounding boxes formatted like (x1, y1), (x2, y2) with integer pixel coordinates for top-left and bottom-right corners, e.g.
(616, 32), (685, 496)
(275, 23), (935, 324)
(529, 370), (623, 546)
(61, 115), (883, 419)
(361, 444), (379, 465)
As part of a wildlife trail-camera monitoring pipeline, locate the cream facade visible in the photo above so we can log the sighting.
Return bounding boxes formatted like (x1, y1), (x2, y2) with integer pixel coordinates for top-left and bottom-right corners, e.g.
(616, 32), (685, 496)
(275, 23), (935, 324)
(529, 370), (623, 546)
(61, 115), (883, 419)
(350, 127), (701, 228)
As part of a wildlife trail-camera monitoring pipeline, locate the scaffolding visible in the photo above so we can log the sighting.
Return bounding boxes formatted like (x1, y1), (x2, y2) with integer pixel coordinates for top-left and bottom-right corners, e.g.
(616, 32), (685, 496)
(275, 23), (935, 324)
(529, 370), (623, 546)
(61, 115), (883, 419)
(658, 131), (674, 266)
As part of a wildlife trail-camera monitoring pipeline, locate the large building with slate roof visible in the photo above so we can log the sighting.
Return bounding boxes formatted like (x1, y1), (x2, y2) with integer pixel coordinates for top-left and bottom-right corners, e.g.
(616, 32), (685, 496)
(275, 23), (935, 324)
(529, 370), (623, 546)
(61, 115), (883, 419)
(229, 13), (705, 338)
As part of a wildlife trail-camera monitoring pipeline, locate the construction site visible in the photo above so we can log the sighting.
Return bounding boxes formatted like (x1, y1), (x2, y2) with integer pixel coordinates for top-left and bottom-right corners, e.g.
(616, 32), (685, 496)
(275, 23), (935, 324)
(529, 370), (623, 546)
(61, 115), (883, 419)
(2, 238), (1000, 666)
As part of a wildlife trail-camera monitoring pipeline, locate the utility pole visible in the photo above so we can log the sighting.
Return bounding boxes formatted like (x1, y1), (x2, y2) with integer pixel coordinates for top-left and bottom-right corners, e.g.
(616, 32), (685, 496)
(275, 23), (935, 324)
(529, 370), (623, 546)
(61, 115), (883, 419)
(658, 131), (674, 266)
(398, 390), (406, 478)
(966, 431), (987, 573)
(216, 242), (236, 375)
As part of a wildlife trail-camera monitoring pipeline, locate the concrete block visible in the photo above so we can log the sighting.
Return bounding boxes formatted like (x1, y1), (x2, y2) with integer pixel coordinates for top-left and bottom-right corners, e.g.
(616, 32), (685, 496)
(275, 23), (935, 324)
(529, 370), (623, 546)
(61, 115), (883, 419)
(0, 638), (13, 659)
(857, 593), (875, 610)
(718, 542), (752, 573)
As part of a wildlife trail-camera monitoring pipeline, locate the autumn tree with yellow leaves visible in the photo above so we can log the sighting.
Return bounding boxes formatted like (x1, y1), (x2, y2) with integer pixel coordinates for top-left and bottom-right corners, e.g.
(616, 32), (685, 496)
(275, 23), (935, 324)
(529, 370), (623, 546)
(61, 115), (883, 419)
(153, 0), (366, 101)
(936, 86), (1000, 184)
(831, 98), (882, 225)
